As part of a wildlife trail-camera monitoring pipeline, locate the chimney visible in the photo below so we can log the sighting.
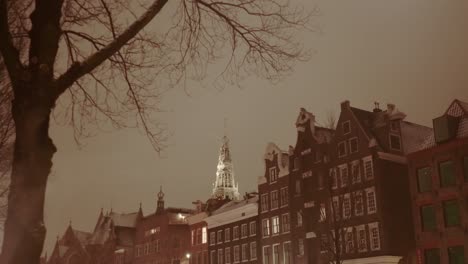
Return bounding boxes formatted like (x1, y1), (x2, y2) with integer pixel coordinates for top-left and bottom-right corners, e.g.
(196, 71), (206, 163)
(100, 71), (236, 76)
(341, 100), (350, 110)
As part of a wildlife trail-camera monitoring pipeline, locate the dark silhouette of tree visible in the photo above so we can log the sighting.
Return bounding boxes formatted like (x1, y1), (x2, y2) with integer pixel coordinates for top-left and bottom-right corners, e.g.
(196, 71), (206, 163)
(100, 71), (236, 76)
(0, 0), (312, 263)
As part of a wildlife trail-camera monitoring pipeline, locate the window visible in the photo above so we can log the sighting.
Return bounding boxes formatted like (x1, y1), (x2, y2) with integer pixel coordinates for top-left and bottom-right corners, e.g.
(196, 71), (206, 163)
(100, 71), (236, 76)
(297, 211), (303, 227)
(211, 251), (217, 264)
(280, 187), (289, 207)
(349, 137), (358, 153)
(233, 226), (239, 240)
(354, 191), (364, 216)
(343, 120), (351, 134)
(263, 246), (271, 264)
(270, 167), (278, 183)
(351, 161), (361, 184)
(424, 248), (440, 264)
(202, 227), (207, 244)
(241, 224), (248, 238)
(317, 172), (324, 189)
(196, 228), (202, 245)
(363, 156), (374, 180)
(439, 160), (456, 187)
(338, 141), (347, 157)
(368, 222), (380, 251)
(417, 167), (433, 192)
(144, 242), (149, 255)
(225, 248), (231, 264)
(241, 244), (248, 262)
(448, 246), (464, 264)
(152, 239), (160, 253)
(272, 216), (280, 235)
(420, 205), (437, 231)
(271, 190), (279, 210)
(218, 249), (224, 264)
(330, 168), (338, 189)
(217, 230), (223, 244)
(464, 156), (468, 181)
(319, 204), (326, 222)
(443, 200), (460, 227)
(191, 230), (195, 246)
(282, 214), (290, 232)
(389, 134), (401, 151)
(261, 194), (269, 213)
(273, 244), (280, 264)
(298, 239), (304, 256)
(293, 157), (301, 171)
(250, 221), (256, 236)
(233, 246), (240, 263)
(320, 234), (328, 252)
(343, 193), (351, 219)
(283, 242), (291, 264)
(250, 242), (257, 260)
(295, 180), (301, 195)
(340, 165), (349, 187)
(332, 196), (340, 221)
(356, 225), (367, 252)
(262, 219), (270, 237)
(210, 232), (216, 245)
(345, 228), (354, 253)
(366, 187), (377, 214)
(225, 228), (230, 242)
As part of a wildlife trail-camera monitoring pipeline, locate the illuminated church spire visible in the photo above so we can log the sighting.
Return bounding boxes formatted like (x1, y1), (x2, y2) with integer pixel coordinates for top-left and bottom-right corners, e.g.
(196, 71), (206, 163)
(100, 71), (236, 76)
(212, 120), (240, 200)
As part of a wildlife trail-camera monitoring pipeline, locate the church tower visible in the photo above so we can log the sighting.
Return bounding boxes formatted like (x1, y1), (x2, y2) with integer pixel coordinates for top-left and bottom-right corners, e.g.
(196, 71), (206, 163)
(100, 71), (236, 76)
(156, 186), (165, 214)
(212, 135), (240, 200)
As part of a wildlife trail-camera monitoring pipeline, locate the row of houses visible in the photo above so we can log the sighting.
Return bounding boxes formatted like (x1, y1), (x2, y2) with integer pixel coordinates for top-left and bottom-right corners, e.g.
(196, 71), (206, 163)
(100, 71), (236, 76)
(47, 99), (468, 264)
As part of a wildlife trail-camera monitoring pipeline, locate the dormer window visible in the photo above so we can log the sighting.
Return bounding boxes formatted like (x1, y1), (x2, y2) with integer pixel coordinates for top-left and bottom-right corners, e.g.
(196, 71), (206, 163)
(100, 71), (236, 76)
(269, 167), (278, 183)
(343, 121), (351, 135)
(389, 134), (401, 151)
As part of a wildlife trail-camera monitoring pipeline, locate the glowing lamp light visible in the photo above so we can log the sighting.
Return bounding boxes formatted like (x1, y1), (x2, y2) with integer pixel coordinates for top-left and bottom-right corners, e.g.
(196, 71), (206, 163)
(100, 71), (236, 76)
(186, 253), (191, 259)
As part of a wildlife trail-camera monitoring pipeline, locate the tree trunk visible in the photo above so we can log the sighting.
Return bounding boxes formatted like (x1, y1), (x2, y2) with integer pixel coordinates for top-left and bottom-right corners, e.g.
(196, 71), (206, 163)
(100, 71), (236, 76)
(1, 90), (56, 264)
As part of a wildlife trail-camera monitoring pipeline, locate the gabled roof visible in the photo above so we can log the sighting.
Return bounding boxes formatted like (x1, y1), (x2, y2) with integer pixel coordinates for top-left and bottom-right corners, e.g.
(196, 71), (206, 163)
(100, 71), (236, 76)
(400, 121), (433, 154)
(71, 229), (92, 247)
(349, 107), (374, 140)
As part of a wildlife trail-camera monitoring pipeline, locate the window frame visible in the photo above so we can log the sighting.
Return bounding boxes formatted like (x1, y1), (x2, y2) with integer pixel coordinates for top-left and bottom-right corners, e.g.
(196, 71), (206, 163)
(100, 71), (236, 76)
(342, 120), (351, 135)
(439, 160), (456, 188)
(349, 137), (359, 153)
(338, 141), (347, 158)
(417, 166), (433, 193)
(389, 133), (402, 151)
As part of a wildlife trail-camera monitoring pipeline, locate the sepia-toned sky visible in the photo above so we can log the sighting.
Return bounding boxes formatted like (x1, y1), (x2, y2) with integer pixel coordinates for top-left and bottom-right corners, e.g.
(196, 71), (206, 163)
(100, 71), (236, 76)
(42, 0), (468, 255)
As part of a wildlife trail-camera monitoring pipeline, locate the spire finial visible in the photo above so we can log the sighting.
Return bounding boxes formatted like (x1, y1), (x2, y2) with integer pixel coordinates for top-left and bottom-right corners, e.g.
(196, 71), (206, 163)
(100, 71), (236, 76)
(224, 117), (228, 138)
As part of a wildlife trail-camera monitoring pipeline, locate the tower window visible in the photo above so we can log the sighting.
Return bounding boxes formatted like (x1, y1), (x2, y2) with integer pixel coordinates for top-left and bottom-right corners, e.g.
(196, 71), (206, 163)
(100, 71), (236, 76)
(269, 167), (278, 183)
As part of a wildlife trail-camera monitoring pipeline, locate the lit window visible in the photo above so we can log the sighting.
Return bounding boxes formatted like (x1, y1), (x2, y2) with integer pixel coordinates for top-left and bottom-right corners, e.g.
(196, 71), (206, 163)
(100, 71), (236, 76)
(202, 227), (207, 244)
(282, 214), (290, 232)
(271, 190), (279, 210)
(272, 216), (280, 235)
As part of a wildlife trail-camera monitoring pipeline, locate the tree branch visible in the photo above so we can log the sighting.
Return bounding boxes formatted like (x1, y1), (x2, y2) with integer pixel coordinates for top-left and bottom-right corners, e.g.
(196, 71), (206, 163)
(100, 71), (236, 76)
(54, 0), (169, 97)
(0, 0), (23, 82)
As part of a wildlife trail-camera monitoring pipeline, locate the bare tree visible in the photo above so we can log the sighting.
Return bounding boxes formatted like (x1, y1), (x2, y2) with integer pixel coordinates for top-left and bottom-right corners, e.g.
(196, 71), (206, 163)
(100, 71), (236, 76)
(0, 55), (14, 231)
(0, 0), (312, 263)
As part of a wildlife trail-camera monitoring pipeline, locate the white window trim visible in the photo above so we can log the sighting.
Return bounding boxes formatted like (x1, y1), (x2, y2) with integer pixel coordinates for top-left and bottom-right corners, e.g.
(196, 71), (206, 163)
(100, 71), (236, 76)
(225, 228), (230, 242)
(348, 137), (359, 154)
(332, 196), (340, 221)
(241, 243), (248, 262)
(210, 232), (216, 246)
(342, 193), (351, 219)
(249, 221), (256, 237)
(356, 225), (367, 253)
(262, 246), (271, 264)
(217, 230), (223, 244)
(338, 164), (348, 187)
(271, 216), (280, 236)
(389, 133), (402, 151)
(272, 243), (281, 264)
(283, 241), (291, 264)
(280, 187), (289, 208)
(344, 226), (354, 254)
(250, 242), (257, 260)
(351, 160), (361, 184)
(365, 187), (377, 214)
(269, 167), (278, 183)
(261, 194), (269, 213)
(270, 190), (279, 211)
(225, 247), (231, 264)
(362, 155), (374, 180)
(241, 223), (248, 239)
(330, 168), (338, 190)
(211, 250), (217, 264)
(281, 213), (291, 233)
(233, 226), (239, 241)
(233, 245), (240, 263)
(368, 222), (381, 251)
(262, 218), (270, 237)
(353, 191), (364, 217)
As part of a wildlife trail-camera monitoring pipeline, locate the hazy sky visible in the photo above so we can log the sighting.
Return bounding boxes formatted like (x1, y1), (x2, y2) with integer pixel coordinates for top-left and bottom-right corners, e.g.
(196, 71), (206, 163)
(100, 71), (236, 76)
(43, 0), (468, 254)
